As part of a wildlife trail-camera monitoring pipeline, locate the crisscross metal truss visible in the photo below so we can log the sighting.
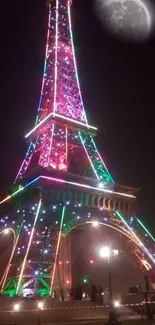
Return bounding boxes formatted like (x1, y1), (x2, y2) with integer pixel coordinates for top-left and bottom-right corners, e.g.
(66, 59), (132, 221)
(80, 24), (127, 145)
(36, 1), (87, 125)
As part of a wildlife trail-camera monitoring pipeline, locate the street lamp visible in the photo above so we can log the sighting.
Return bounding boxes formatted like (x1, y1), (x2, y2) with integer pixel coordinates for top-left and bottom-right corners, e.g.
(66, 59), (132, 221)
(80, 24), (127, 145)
(92, 221), (99, 227)
(13, 303), (20, 311)
(99, 246), (120, 325)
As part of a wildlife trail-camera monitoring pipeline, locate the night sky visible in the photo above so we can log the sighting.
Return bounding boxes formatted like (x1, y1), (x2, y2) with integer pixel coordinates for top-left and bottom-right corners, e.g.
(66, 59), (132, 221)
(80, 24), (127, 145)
(1, 0), (155, 238)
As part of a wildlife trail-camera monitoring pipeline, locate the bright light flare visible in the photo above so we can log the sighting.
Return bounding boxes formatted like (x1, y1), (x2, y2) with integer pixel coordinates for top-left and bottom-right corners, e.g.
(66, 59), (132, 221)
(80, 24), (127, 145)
(98, 182), (104, 188)
(92, 221), (99, 227)
(37, 301), (44, 309)
(13, 303), (20, 311)
(3, 229), (9, 234)
(100, 246), (110, 258)
(113, 249), (119, 256)
(114, 300), (120, 308)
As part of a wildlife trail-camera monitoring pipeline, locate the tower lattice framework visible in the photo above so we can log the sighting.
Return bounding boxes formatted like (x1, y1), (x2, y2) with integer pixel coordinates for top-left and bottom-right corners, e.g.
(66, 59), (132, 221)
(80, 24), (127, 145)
(0, 0), (154, 298)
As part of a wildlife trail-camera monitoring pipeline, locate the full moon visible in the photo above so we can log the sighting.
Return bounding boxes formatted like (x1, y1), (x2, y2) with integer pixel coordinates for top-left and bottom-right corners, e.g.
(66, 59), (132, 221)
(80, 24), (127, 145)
(95, 0), (151, 41)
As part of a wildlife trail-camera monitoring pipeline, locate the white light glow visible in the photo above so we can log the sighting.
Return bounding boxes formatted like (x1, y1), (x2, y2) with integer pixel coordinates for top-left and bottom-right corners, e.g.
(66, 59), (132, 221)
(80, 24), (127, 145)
(98, 182), (104, 188)
(100, 246), (110, 258)
(25, 112), (97, 139)
(37, 301), (44, 309)
(3, 229), (9, 234)
(113, 249), (119, 256)
(114, 300), (120, 308)
(92, 221), (99, 227)
(13, 303), (20, 311)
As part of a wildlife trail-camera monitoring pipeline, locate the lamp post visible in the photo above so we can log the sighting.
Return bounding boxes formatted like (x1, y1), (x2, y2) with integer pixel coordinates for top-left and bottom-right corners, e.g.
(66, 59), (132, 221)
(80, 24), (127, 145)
(100, 246), (120, 325)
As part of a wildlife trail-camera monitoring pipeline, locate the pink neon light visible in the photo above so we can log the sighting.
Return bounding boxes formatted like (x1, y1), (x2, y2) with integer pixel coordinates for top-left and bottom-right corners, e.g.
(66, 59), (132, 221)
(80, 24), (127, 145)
(79, 133), (99, 180)
(67, 3), (88, 125)
(50, 206), (66, 294)
(0, 195), (11, 204)
(16, 199), (42, 294)
(25, 112), (97, 139)
(47, 124), (55, 167)
(65, 126), (68, 172)
(14, 7), (52, 183)
(53, 0), (59, 116)
(36, 6), (51, 126)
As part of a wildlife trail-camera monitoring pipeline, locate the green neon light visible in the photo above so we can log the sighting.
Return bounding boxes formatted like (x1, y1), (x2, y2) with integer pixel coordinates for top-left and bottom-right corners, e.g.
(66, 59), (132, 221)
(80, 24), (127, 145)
(137, 217), (155, 242)
(79, 132), (112, 183)
(62, 219), (75, 237)
(79, 131), (99, 180)
(90, 136), (113, 182)
(16, 199), (42, 295)
(116, 211), (155, 264)
(79, 133), (155, 248)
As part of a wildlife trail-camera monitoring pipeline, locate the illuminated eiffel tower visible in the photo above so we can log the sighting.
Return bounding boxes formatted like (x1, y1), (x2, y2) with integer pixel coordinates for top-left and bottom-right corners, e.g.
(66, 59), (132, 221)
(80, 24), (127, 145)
(0, 0), (154, 298)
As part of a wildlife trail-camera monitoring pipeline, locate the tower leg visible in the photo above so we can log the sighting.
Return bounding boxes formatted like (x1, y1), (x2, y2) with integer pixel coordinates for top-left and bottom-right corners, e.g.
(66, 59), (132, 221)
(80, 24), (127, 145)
(59, 233), (72, 300)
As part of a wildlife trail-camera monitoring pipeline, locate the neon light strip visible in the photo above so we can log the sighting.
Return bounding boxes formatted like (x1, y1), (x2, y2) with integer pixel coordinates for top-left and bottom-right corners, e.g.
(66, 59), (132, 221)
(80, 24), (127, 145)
(53, 0), (59, 116)
(11, 186), (24, 197)
(41, 175), (136, 198)
(0, 195), (11, 204)
(0, 179), (153, 265)
(50, 206), (66, 295)
(79, 132), (100, 180)
(65, 127), (68, 171)
(0, 176), (136, 206)
(0, 178), (39, 204)
(16, 199), (42, 295)
(90, 136), (114, 183)
(14, 143), (32, 182)
(47, 124), (55, 167)
(35, 5), (51, 126)
(1, 222), (24, 291)
(68, 3), (88, 125)
(136, 217), (155, 242)
(86, 221), (148, 250)
(25, 113), (97, 138)
(1, 233), (20, 292)
(116, 211), (155, 264)
(87, 137), (155, 249)
(14, 6), (52, 182)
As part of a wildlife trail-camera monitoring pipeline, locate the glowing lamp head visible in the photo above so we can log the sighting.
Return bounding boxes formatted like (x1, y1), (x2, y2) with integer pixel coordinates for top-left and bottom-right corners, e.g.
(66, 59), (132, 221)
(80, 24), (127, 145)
(90, 260), (94, 264)
(114, 300), (120, 308)
(100, 246), (110, 258)
(13, 303), (20, 311)
(66, 280), (70, 284)
(37, 301), (44, 309)
(92, 221), (99, 227)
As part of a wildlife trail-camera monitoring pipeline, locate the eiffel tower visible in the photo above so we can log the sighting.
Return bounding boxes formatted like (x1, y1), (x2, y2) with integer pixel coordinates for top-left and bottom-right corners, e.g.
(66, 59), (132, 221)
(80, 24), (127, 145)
(0, 0), (154, 298)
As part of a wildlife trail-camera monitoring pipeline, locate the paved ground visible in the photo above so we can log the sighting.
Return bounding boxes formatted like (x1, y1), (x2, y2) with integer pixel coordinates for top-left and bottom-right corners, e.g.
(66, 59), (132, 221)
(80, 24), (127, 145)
(0, 301), (154, 324)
